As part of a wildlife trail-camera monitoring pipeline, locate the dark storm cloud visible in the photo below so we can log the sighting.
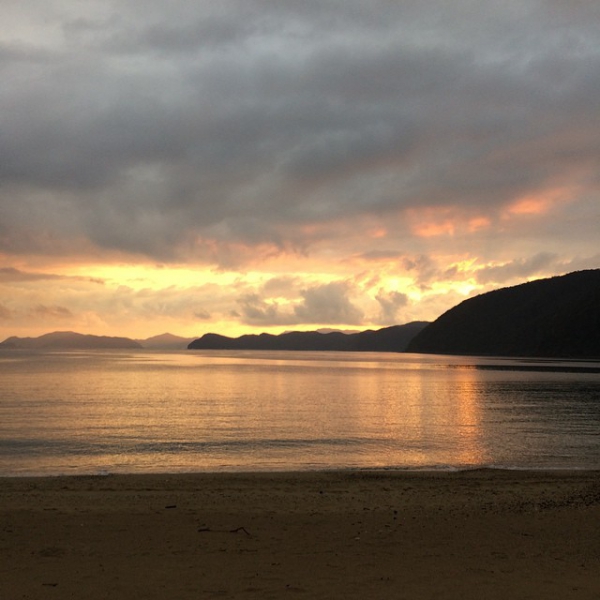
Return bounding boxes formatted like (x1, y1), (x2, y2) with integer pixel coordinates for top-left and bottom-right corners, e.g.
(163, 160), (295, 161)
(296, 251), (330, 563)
(1, 0), (599, 261)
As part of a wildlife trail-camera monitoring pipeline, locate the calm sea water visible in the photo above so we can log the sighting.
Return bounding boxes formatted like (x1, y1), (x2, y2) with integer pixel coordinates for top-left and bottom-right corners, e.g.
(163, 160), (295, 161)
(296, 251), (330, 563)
(0, 349), (599, 476)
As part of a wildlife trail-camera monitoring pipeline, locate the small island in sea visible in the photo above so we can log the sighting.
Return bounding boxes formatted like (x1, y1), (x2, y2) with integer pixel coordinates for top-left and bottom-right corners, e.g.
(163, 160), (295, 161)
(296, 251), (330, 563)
(0, 331), (143, 350)
(187, 322), (429, 352)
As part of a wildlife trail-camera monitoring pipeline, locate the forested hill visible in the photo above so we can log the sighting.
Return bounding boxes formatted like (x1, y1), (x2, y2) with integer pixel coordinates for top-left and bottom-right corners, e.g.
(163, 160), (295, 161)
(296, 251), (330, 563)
(406, 270), (600, 358)
(188, 322), (429, 352)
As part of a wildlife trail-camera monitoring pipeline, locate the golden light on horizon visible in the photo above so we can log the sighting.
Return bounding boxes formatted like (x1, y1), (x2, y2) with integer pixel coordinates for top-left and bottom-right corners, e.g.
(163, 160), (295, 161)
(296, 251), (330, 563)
(62, 264), (240, 290)
(0, 1), (598, 345)
(0, 240), (581, 342)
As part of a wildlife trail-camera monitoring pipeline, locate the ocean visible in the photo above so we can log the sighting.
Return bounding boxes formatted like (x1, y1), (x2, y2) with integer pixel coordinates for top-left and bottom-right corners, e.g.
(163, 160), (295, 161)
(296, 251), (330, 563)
(1, 349), (599, 476)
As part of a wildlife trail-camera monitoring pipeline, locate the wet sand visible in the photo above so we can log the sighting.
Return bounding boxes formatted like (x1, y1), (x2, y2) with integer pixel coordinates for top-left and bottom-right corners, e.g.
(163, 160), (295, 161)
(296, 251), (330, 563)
(1, 469), (599, 599)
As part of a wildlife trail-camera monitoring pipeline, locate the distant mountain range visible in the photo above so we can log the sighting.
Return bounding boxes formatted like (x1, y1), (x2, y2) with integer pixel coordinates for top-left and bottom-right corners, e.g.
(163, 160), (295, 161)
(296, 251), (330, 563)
(0, 331), (197, 350)
(407, 269), (600, 358)
(0, 331), (142, 350)
(187, 322), (430, 352)
(0, 326), (429, 352)
(136, 333), (196, 349)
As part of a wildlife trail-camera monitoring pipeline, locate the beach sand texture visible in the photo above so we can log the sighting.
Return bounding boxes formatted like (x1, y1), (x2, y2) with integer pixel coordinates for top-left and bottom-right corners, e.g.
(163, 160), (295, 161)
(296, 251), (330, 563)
(1, 470), (599, 599)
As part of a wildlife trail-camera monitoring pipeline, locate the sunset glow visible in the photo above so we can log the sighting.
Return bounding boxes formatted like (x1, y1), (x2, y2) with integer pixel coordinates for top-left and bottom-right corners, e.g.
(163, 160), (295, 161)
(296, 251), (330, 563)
(0, 1), (598, 341)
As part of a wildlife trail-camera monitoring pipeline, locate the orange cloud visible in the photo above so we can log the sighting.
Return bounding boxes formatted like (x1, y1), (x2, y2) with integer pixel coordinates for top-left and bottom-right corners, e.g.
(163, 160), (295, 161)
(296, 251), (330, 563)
(508, 196), (549, 216)
(369, 227), (388, 239)
(406, 207), (456, 238)
(407, 208), (457, 238)
(467, 217), (491, 232)
(413, 220), (456, 238)
(407, 207), (492, 238)
(506, 187), (572, 218)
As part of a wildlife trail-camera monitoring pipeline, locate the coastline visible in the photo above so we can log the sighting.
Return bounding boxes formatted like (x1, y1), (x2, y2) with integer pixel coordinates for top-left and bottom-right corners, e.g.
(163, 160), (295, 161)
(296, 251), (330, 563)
(1, 469), (599, 599)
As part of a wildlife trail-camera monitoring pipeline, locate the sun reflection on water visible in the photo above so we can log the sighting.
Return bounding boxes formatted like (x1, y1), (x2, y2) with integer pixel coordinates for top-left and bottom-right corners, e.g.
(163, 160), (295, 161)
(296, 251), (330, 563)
(0, 349), (598, 475)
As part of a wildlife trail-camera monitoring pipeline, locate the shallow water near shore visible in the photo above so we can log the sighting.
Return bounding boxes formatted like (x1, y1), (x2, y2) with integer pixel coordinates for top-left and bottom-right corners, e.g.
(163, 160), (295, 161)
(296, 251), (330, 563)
(0, 349), (599, 475)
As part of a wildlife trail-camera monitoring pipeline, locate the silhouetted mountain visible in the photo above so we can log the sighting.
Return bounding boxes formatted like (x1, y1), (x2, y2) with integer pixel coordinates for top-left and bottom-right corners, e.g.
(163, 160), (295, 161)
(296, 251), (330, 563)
(407, 270), (600, 358)
(314, 328), (360, 335)
(0, 331), (142, 350)
(188, 322), (429, 352)
(137, 333), (196, 349)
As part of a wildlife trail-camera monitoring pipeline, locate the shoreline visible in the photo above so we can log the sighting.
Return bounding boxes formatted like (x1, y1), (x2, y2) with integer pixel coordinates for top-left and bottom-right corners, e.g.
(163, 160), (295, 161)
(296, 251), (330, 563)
(3, 463), (600, 479)
(1, 469), (599, 598)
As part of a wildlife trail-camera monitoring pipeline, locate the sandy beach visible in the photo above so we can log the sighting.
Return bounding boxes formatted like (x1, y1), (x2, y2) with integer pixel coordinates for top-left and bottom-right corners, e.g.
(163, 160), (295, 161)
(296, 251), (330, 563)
(1, 469), (599, 599)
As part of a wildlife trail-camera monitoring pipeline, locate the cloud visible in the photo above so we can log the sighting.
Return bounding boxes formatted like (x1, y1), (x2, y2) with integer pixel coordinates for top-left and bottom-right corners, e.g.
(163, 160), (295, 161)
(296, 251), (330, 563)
(294, 281), (363, 325)
(475, 253), (560, 284)
(564, 253), (600, 273)
(400, 255), (457, 289)
(30, 305), (74, 319)
(235, 280), (364, 327)
(0, 304), (12, 320)
(375, 290), (409, 325)
(0, 1), (597, 340)
(193, 309), (211, 320)
(0, 267), (63, 282)
(0, 1), (598, 266)
(261, 276), (299, 298)
(0, 267), (239, 336)
(237, 293), (290, 326)
(0, 267), (106, 287)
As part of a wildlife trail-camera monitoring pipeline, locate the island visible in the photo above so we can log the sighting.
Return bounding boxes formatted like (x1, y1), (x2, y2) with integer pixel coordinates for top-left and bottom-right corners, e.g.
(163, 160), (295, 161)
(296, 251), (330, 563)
(0, 331), (142, 350)
(188, 322), (429, 352)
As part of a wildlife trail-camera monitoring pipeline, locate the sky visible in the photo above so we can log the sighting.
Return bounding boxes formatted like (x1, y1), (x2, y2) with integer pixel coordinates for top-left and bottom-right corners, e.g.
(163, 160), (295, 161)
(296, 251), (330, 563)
(1, 0), (599, 340)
